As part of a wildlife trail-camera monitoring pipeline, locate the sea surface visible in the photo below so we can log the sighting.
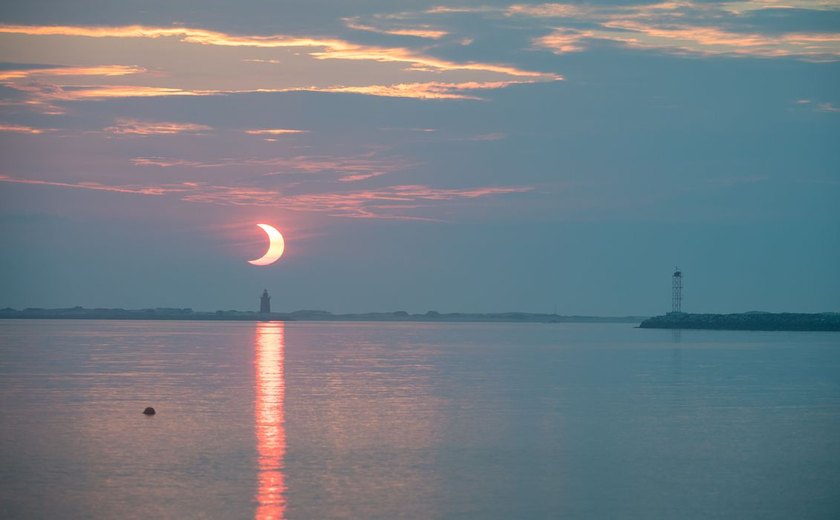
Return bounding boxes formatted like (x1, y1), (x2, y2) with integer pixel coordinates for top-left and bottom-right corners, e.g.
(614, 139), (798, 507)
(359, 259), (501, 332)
(1, 320), (839, 519)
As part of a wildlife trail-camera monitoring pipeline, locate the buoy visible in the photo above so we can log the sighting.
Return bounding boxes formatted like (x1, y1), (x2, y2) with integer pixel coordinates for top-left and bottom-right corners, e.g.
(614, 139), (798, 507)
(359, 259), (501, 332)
(143, 407), (156, 415)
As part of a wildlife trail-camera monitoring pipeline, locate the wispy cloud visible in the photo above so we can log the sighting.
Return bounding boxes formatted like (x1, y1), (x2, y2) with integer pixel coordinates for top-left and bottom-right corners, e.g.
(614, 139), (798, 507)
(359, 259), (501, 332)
(511, 1), (840, 60)
(456, 132), (507, 141)
(180, 183), (534, 219)
(345, 19), (449, 39)
(593, 21), (840, 59)
(0, 65), (144, 81)
(242, 58), (281, 64)
(396, 1), (840, 60)
(0, 174), (179, 195)
(506, 4), (590, 19)
(243, 128), (308, 135)
(533, 30), (591, 54)
(0, 123), (51, 134)
(425, 6), (496, 15)
(131, 152), (412, 180)
(104, 118), (212, 135)
(0, 24), (556, 77)
(312, 80), (541, 100)
(817, 102), (840, 113)
(1, 83), (209, 114)
(0, 173), (532, 219)
(0, 23), (559, 110)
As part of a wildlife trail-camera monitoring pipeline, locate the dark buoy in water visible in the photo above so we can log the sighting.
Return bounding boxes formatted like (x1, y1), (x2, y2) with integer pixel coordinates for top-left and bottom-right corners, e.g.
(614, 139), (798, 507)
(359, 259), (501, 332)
(143, 407), (156, 415)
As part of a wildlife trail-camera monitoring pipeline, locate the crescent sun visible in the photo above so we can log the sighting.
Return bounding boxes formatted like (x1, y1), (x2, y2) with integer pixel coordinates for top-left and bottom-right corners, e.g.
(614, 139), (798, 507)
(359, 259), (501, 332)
(249, 223), (285, 266)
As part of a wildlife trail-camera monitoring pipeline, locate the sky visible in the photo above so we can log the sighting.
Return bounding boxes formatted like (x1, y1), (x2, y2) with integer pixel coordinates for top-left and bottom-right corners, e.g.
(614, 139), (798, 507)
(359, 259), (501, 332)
(0, 0), (838, 315)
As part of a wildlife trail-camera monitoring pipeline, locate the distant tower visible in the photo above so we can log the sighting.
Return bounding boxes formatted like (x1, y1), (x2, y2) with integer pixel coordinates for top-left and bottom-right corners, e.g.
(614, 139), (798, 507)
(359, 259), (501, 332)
(260, 289), (271, 314)
(671, 267), (683, 313)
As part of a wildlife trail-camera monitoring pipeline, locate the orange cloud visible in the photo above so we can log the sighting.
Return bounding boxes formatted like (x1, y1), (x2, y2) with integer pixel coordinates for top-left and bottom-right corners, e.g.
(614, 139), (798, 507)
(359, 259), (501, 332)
(0, 65), (143, 81)
(104, 118), (212, 135)
(10, 81), (539, 104)
(0, 24), (559, 110)
(315, 80), (540, 100)
(1, 83), (210, 114)
(0, 24), (556, 78)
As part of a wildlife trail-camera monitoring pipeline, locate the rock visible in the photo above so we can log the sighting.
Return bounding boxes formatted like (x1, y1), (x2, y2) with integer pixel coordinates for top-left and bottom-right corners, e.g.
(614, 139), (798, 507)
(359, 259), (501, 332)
(143, 407), (156, 415)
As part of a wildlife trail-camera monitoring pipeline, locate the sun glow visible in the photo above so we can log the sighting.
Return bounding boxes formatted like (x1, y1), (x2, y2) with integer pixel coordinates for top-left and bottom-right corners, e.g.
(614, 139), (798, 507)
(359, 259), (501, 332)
(255, 322), (286, 519)
(249, 223), (285, 266)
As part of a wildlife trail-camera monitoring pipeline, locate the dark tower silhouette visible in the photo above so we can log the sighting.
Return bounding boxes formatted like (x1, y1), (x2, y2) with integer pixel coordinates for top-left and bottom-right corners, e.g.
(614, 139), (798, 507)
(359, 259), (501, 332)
(671, 267), (682, 313)
(260, 289), (271, 314)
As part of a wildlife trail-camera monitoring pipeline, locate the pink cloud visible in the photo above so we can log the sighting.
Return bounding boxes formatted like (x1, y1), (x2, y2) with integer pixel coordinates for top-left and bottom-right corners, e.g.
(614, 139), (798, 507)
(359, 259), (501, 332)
(0, 123), (51, 134)
(104, 118), (212, 135)
(131, 153), (411, 179)
(244, 129), (309, 136)
(533, 30), (592, 54)
(0, 174), (181, 196)
(0, 174), (532, 219)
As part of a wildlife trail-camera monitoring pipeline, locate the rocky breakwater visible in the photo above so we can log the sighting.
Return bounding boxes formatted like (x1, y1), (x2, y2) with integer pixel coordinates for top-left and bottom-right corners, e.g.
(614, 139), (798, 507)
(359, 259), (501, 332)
(639, 312), (840, 331)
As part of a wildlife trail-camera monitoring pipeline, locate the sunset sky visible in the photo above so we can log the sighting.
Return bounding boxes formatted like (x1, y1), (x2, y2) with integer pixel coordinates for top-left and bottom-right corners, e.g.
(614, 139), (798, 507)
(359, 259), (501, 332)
(1, 0), (838, 315)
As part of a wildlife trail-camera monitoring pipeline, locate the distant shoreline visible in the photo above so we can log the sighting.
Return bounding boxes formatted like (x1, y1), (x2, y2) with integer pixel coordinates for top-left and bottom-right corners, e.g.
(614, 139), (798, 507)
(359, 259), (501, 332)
(0, 307), (645, 324)
(5, 308), (838, 331)
(640, 312), (840, 332)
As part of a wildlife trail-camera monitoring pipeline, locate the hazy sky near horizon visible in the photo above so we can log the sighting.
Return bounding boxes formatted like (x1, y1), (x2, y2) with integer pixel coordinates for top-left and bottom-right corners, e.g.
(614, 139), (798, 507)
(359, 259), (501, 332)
(1, 0), (838, 315)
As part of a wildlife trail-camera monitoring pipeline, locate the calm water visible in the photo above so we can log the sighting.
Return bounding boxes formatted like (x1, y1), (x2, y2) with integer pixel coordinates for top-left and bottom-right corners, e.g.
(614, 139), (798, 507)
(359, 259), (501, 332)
(1, 320), (839, 519)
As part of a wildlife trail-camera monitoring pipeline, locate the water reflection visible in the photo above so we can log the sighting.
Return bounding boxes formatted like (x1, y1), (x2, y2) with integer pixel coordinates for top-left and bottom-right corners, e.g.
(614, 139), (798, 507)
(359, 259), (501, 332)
(671, 328), (682, 344)
(254, 322), (286, 519)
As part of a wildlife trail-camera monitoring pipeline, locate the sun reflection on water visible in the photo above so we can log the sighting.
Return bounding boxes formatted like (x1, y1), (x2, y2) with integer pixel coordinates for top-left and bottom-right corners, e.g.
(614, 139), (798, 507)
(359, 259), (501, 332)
(254, 322), (286, 520)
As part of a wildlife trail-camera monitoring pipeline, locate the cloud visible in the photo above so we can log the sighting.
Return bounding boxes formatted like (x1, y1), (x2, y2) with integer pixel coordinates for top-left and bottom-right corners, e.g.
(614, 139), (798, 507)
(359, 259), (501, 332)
(0, 174), (531, 219)
(507, 0), (840, 60)
(312, 80), (541, 100)
(411, 1), (840, 60)
(345, 20), (449, 39)
(130, 152), (412, 180)
(533, 30), (592, 54)
(104, 118), (212, 135)
(0, 123), (50, 134)
(0, 83), (209, 114)
(534, 22), (840, 60)
(446, 132), (507, 142)
(593, 20), (840, 59)
(0, 65), (144, 81)
(180, 183), (534, 219)
(243, 129), (309, 135)
(0, 23), (559, 110)
(425, 6), (496, 15)
(242, 58), (280, 64)
(816, 102), (840, 113)
(0, 174), (178, 195)
(506, 4), (590, 19)
(0, 24), (555, 76)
